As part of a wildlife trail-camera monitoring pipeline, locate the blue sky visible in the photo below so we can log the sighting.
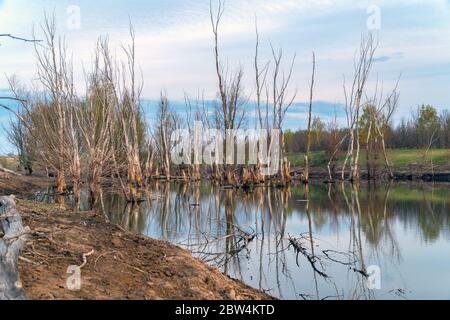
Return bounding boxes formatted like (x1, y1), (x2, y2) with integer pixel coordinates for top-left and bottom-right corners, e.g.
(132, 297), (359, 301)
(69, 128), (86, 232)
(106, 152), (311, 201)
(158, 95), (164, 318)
(1, 0), (450, 154)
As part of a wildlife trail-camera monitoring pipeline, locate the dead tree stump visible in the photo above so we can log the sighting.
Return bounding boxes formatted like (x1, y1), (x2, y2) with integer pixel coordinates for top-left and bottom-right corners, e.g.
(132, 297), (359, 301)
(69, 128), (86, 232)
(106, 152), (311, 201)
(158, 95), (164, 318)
(0, 196), (29, 300)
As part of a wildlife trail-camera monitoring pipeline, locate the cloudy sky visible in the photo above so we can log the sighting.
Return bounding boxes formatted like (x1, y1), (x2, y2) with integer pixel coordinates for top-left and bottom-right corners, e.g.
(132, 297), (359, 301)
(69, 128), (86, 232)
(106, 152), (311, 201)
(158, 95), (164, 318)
(1, 0), (450, 153)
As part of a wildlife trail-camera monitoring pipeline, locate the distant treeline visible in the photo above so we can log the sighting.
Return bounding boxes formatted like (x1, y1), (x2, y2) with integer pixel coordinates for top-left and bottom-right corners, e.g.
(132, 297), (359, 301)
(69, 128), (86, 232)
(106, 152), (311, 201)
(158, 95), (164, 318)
(285, 104), (450, 153)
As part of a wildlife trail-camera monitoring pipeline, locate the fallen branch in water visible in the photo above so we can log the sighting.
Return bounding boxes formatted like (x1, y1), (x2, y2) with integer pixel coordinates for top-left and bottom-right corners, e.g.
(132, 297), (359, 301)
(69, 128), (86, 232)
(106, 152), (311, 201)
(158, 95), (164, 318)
(351, 267), (369, 278)
(288, 235), (328, 278)
(180, 220), (256, 267)
(322, 249), (358, 266)
(287, 233), (370, 283)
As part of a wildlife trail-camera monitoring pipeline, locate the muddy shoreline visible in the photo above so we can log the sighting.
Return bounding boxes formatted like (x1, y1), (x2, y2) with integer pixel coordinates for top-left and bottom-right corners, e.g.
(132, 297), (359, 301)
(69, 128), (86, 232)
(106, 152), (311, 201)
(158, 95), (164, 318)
(0, 175), (272, 300)
(13, 199), (273, 300)
(290, 167), (450, 183)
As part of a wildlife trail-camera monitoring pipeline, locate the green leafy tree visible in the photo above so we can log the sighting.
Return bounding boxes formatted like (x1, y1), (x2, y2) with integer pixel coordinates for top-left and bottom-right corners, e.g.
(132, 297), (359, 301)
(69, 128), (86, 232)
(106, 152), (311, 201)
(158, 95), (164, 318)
(284, 129), (294, 153)
(416, 104), (439, 147)
(311, 116), (325, 147)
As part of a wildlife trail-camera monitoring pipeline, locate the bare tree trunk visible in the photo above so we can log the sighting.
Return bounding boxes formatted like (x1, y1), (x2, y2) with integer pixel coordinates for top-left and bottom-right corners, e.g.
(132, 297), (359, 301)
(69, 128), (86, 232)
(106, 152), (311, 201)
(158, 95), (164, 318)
(159, 108), (171, 182)
(210, 0), (247, 185)
(366, 121), (372, 180)
(112, 148), (130, 202)
(55, 171), (66, 206)
(342, 34), (378, 183)
(72, 149), (81, 210)
(280, 132), (290, 185)
(120, 25), (145, 201)
(35, 15), (69, 198)
(304, 52), (316, 184)
(144, 146), (154, 186)
(372, 78), (400, 181)
(0, 196), (29, 300)
(380, 136), (394, 180)
(352, 118), (361, 181)
(89, 166), (102, 206)
(342, 130), (353, 181)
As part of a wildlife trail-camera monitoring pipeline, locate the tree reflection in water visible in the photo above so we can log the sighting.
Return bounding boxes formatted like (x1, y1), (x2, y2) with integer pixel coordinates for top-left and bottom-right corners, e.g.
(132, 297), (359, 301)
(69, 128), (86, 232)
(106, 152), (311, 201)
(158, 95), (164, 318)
(34, 181), (450, 299)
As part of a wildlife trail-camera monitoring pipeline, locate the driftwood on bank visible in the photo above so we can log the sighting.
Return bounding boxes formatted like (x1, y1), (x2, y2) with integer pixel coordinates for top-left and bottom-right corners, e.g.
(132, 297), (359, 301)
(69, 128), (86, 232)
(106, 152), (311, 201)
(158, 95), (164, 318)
(0, 196), (29, 300)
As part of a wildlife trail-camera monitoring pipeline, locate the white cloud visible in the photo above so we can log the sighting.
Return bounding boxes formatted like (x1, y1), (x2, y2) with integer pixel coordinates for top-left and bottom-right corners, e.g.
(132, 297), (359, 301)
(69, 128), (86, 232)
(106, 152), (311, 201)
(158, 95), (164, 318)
(1, 0), (449, 111)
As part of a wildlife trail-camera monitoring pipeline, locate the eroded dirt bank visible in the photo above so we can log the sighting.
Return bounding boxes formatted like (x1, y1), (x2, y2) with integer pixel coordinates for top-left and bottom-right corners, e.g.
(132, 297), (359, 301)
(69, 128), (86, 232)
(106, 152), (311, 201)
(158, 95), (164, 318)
(13, 199), (272, 300)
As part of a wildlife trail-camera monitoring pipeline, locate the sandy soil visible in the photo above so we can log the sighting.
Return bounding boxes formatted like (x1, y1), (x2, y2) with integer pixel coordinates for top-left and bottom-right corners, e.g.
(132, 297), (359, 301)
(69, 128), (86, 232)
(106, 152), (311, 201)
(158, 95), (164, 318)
(14, 199), (273, 300)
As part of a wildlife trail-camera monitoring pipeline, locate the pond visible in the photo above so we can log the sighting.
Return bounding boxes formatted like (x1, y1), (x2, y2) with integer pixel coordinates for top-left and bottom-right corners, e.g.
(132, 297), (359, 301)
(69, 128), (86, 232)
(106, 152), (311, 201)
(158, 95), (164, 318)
(36, 182), (450, 300)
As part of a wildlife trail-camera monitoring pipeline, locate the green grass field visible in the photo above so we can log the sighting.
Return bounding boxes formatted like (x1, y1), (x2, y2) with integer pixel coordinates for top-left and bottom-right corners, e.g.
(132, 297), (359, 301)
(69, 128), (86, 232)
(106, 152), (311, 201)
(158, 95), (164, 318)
(2, 149), (450, 173)
(287, 148), (450, 168)
(0, 156), (18, 171)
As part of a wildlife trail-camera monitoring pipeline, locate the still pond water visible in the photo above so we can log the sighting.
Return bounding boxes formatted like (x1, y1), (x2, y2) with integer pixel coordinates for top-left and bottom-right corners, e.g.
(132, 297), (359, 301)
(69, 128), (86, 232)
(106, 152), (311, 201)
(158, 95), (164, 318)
(39, 182), (450, 300)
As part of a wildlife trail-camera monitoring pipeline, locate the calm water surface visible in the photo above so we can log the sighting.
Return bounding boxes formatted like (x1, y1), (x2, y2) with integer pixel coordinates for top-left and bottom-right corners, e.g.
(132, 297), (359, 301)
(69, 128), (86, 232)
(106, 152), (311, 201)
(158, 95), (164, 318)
(41, 182), (450, 300)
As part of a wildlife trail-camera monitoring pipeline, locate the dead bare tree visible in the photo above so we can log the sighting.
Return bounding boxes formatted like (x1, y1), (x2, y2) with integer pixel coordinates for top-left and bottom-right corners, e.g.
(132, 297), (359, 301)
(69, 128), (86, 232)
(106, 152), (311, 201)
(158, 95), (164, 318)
(253, 19), (297, 186)
(341, 34), (378, 182)
(156, 92), (172, 181)
(184, 93), (207, 181)
(76, 38), (117, 205)
(33, 14), (70, 197)
(253, 17), (270, 184)
(143, 132), (156, 186)
(4, 83), (35, 175)
(0, 34), (40, 175)
(87, 36), (132, 200)
(270, 46), (297, 185)
(254, 16), (270, 131)
(119, 24), (145, 200)
(63, 57), (82, 209)
(372, 79), (400, 180)
(92, 25), (146, 201)
(304, 52), (316, 183)
(210, 0), (247, 185)
(0, 196), (29, 300)
(13, 13), (83, 206)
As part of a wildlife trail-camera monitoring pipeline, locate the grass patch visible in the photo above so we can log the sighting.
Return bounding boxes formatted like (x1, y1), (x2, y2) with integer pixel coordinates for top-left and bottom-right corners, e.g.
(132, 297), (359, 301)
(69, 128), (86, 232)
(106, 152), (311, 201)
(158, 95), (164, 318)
(0, 156), (18, 170)
(287, 149), (450, 169)
(387, 149), (450, 167)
